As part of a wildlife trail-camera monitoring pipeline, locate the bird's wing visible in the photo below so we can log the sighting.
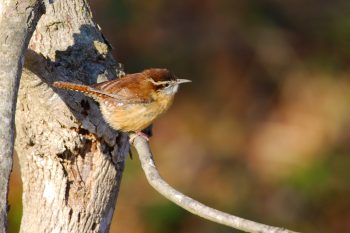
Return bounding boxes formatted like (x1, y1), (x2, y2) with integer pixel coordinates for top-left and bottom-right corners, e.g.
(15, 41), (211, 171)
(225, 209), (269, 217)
(91, 73), (155, 104)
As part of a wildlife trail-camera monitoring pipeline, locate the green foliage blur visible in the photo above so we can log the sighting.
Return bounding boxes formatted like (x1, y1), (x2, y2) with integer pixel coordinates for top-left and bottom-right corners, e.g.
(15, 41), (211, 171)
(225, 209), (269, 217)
(9, 0), (350, 232)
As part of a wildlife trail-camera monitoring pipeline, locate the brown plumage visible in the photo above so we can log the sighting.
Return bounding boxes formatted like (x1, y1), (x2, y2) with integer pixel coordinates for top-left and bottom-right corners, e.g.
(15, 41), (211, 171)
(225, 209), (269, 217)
(53, 68), (190, 133)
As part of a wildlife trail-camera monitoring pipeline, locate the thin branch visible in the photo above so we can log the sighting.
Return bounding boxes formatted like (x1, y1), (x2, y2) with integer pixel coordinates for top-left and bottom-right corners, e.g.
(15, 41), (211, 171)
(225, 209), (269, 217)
(132, 135), (299, 233)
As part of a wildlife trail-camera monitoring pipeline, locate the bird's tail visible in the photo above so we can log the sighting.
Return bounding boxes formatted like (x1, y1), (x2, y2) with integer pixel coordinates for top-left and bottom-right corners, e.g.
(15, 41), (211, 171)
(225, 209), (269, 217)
(53, 81), (109, 100)
(53, 81), (90, 92)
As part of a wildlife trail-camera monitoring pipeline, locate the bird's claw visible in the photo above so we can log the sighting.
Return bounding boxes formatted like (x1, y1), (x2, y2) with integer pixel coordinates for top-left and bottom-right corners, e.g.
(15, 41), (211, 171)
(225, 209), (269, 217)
(129, 132), (150, 144)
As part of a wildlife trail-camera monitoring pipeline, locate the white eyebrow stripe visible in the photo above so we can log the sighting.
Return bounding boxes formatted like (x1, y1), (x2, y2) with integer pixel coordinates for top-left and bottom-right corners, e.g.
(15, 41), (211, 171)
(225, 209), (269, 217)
(148, 79), (171, 86)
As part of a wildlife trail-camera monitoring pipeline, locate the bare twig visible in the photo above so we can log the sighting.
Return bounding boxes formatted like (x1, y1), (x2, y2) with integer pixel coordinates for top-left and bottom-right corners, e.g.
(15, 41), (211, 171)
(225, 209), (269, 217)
(132, 135), (299, 233)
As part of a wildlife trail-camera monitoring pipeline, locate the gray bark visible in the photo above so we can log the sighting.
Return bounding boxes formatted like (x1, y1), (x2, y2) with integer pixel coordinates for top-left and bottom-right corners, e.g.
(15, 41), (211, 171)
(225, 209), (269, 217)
(0, 1), (44, 232)
(14, 0), (128, 232)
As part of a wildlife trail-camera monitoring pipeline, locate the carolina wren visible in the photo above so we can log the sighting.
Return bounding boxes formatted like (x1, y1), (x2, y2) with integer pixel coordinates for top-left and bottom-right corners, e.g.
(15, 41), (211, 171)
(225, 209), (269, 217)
(53, 68), (190, 138)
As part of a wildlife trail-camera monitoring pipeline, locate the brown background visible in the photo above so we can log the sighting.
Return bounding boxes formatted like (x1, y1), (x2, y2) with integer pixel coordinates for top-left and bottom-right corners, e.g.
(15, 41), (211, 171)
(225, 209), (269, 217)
(9, 1), (350, 232)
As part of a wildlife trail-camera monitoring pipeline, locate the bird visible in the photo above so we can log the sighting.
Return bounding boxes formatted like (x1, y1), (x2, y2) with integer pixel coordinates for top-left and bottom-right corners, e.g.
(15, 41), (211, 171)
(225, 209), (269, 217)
(53, 68), (191, 140)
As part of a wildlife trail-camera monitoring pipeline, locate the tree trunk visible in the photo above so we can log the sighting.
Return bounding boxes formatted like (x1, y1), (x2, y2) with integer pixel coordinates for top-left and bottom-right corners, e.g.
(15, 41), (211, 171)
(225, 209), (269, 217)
(15, 1), (128, 232)
(0, 1), (43, 232)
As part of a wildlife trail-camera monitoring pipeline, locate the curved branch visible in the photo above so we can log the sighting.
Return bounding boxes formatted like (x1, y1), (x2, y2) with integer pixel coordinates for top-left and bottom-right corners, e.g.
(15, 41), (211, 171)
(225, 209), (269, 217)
(132, 135), (298, 233)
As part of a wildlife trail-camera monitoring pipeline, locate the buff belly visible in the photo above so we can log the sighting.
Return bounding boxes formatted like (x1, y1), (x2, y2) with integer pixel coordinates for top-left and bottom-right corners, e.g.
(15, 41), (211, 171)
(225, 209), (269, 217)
(99, 96), (174, 132)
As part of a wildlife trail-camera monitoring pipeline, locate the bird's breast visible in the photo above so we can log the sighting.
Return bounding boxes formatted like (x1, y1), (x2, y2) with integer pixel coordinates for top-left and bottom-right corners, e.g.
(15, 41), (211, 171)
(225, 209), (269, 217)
(99, 95), (174, 132)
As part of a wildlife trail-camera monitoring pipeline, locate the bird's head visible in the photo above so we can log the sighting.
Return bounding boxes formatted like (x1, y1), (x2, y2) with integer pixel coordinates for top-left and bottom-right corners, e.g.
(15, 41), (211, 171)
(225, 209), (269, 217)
(144, 68), (191, 96)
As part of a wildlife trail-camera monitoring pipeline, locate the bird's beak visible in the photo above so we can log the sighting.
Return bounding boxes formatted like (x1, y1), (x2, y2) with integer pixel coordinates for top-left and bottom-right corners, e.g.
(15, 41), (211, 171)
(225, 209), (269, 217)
(176, 79), (192, 84)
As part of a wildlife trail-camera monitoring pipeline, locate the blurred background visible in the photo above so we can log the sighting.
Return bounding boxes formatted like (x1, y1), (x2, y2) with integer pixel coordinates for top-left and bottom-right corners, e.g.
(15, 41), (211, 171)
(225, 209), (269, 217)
(9, 0), (350, 232)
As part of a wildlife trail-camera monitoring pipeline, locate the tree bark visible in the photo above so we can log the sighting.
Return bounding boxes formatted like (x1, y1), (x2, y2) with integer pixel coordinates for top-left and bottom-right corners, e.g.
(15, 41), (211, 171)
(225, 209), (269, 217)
(0, 1), (43, 232)
(15, 1), (128, 232)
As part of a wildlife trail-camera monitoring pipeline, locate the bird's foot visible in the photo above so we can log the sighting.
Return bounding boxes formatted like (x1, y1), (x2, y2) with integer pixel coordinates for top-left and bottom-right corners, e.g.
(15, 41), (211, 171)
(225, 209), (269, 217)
(129, 131), (150, 144)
